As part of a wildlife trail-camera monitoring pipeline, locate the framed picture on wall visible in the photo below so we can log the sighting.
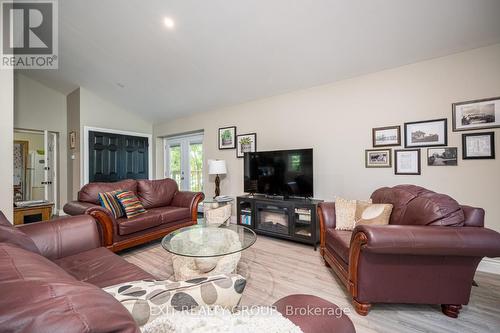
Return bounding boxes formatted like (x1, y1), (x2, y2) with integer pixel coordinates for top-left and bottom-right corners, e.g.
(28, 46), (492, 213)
(394, 149), (421, 175)
(427, 147), (458, 166)
(462, 132), (495, 159)
(452, 96), (500, 132)
(218, 126), (236, 149)
(236, 133), (257, 158)
(404, 118), (447, 148)
(365, 149), (392, 168)
(372, 126), (401, 147)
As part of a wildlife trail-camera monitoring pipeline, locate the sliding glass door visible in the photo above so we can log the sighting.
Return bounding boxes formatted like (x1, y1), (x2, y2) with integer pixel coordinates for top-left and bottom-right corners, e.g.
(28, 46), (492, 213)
(165, 133), (203, 192)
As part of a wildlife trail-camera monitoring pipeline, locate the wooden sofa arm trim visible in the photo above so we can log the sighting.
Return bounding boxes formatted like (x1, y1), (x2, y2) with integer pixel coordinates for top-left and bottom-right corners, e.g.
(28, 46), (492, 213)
(348, 231), (368, 298)
(87, 209), (115, 247)
(191, 193), (204, 221)
(317, 205), (327, 256)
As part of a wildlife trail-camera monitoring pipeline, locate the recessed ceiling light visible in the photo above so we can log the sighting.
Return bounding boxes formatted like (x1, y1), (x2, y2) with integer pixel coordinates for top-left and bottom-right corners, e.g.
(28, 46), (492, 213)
(163, 17), (175, 29)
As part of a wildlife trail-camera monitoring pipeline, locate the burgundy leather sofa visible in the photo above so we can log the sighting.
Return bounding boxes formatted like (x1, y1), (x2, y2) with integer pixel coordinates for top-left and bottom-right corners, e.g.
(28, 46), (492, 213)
(0, 212), (145, 332)
(318, 185), (500, 318)
(64, 178), (204, 252)
(0, 212), (347, 333)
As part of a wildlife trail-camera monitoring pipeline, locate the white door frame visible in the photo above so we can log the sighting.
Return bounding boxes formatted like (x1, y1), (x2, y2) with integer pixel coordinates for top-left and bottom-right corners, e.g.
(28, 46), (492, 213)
(164, 133), (203, 191)
(14, 128), (59, 213)
(82, 126), (153, 186)
(44, 130), (58, 212)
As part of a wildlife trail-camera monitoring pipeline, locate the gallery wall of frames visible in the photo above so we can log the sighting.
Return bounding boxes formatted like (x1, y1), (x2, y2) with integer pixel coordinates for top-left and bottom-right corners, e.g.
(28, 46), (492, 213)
(365, 96), (499, 175)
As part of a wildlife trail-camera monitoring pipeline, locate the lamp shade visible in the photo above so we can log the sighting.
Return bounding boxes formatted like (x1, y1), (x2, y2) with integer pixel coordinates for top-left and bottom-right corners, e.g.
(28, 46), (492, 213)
(208, 160), (227, 175)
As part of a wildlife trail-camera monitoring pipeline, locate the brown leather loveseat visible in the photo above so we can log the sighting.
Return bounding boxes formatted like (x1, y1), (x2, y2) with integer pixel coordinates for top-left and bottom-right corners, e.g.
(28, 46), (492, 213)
(64, 178), (204, 251)
(318, 185), (500, 318)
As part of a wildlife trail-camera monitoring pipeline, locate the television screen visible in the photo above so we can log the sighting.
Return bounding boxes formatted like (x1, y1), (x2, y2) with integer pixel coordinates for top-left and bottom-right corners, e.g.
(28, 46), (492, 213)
(244, 149), (313, 198)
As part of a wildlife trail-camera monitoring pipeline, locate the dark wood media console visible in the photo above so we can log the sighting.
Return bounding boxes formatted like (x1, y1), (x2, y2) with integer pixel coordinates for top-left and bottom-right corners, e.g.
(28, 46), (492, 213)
(237, 195), (323, 249)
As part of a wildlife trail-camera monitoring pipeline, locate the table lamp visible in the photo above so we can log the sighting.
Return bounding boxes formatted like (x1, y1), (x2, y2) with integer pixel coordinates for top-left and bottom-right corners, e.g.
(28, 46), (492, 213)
(208, 159), (227, 198)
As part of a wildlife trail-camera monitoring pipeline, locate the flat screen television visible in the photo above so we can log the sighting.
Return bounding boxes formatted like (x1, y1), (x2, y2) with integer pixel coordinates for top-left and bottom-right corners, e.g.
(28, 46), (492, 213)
(244, 148), (313, 198)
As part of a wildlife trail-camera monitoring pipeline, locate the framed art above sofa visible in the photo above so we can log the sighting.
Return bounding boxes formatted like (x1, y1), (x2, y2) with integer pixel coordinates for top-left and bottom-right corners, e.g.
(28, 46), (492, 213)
(394, 149), (421, 175)
(372, 126), (401, 147)
(452, 96), (500, 132)
(404, 118), (447, 148)
(365, 149), (392, 168)
(462, 132), (495, 159)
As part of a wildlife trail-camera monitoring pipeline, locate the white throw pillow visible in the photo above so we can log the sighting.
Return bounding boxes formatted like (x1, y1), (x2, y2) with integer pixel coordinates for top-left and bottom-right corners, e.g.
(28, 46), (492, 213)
(334, 197), (357, 231)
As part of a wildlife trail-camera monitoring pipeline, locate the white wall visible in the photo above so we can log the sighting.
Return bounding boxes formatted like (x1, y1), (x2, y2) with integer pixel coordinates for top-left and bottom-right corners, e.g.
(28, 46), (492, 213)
(155, 44), (500, 233)
(14, 74), (68, 213)
(79, 87), (152, 134)
(70, 87), (154, 197)
(0, 69), (14, 221)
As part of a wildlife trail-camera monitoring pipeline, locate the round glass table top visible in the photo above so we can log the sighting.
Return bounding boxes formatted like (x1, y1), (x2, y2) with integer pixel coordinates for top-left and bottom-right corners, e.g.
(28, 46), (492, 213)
(161, 222), (256, 258)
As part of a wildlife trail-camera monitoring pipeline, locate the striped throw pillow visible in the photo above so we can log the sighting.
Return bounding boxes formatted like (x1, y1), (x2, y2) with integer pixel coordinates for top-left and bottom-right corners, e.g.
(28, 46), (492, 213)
(116, 191), (147, 218)
(98, 190), (125, 218)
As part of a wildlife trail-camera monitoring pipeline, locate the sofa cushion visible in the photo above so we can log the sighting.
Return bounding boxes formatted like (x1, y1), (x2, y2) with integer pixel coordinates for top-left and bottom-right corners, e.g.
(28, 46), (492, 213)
(325, 229), (352, 265)
(117, 210), (163, 236)
(78, 179), (137, 204)
(0, 242), (75, 283)
(371, 185), (464, 226)
(0, 278), (140, 333)
(54, 247), (154, 288)
(371, 185), (418, 225)
(137, 178), (178, 209)
(0, 212), (40, 254)
(154, 206), (191, 224)
(405, 192), (464, 226)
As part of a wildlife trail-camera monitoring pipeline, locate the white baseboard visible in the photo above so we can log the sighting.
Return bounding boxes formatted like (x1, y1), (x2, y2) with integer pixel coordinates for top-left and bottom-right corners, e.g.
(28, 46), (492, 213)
(477, 258), (500, 275)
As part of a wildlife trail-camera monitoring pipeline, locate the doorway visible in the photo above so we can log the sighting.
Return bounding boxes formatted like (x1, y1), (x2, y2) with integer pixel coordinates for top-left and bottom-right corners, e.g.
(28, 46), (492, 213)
(13, 129), (59, 212)
(164, 133), (203, 192)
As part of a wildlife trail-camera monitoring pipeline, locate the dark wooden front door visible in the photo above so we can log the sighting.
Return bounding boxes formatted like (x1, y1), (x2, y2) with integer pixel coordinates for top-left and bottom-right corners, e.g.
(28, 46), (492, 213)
(88, 131), (149, 182)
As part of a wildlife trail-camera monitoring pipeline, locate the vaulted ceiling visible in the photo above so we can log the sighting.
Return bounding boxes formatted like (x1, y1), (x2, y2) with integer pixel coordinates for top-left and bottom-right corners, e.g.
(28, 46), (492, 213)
(21, 0), (500, 122)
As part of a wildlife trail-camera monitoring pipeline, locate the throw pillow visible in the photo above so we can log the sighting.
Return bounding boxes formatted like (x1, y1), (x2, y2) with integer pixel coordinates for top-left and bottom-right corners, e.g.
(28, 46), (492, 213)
(335, 197), (372, 231)
(334, 197), (357, 230)
(116, 191), (147, 218)
(355, 203), (393, 226)
(103, 274), (247, 327)
(98, 190), (125, 219)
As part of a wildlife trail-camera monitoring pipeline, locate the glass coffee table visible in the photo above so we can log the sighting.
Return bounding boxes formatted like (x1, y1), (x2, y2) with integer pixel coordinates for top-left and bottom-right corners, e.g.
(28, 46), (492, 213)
(162, 221), (256, 280)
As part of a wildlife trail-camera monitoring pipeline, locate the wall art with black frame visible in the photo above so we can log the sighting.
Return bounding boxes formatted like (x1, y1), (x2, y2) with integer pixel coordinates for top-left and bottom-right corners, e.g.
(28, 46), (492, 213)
(404, 119), (447, 148)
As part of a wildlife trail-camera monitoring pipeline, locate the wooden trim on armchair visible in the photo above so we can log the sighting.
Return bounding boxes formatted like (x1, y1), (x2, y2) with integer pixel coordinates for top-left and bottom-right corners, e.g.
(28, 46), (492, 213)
(318, 204), (349, 287)
(323, 249), (349, 287)
(317, 205), (327, 256)
(348, 231), (368, 297)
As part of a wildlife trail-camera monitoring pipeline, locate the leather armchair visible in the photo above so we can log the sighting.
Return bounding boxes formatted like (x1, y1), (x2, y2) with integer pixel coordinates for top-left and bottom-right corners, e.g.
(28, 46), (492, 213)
(318, 185), (500, 318)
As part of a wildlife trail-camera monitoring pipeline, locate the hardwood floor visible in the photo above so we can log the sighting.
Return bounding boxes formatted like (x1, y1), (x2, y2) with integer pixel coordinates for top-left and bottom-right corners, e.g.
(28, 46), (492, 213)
(121, 235), (500, 333)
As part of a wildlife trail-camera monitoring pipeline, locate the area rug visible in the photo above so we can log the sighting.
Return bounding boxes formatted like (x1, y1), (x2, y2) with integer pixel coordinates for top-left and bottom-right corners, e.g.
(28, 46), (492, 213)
(141, 306), (303, 333)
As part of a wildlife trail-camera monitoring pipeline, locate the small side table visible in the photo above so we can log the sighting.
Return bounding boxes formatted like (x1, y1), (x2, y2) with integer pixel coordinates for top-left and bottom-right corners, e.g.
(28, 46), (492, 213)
(13, 203), (54, 225)
(203, 198), (234, 226)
